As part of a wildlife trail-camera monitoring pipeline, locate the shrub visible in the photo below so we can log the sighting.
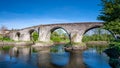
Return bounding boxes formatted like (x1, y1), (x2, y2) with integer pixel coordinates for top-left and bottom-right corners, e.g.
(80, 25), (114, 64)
(32, 32), (39, 41)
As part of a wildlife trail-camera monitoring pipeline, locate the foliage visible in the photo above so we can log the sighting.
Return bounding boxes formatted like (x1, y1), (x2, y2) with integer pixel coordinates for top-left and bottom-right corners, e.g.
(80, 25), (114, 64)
(98, 1), (120, 66)
(83, 28), (114, 42)
(98, 0), (120, 22)
(104, 40), (120, 59)
(109, 58), (120, 68)
(109, 41), (120, 49)
(32, 31), (39, 41)
(3, 37), (14, 41)
(50, 29), (70, 43)
(0, 35), (14, 42)
(98, 0), (120, 34)
(0, 25), (13, 42)
(105, 40), (120, 68)
(0, 25), (8, 37)
(103, 19), (120, 34)
(82, 34), (114, 42)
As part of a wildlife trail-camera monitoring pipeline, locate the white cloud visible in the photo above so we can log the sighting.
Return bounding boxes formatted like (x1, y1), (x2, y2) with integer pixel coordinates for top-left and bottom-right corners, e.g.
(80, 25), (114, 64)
(0, 18), (74, 29)
(0, 17), (101, 30)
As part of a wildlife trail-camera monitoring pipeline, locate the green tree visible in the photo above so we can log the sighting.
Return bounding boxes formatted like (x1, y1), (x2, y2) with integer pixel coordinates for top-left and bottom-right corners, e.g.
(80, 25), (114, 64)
(32, 31), (39, 41)
(50, 29), (69, 43)
(82, 28), (114, 42)
(104, 19), (120, 34)
(98, 0), (120, 34)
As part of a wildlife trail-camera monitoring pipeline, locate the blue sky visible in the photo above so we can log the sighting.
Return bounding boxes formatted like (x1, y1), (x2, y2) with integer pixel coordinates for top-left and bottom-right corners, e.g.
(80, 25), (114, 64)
(0, 0), (102, 29)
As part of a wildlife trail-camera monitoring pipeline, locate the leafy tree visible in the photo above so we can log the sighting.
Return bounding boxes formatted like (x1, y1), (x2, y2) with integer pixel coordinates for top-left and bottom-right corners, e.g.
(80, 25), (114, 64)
(98, 0), (120, 34)
(50, 29), (70, 43)
(0, 25), (8, 38)
(98, 0), (120, 22)
(82, 28), (114, 42)
(32, 31), (39, 41)
(104, 19), (120, 34)
(0, 25), (13, 41)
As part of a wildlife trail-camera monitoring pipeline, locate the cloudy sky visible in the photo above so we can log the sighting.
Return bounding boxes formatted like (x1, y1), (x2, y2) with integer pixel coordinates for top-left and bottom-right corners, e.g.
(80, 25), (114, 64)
(0, 0), (102, 29)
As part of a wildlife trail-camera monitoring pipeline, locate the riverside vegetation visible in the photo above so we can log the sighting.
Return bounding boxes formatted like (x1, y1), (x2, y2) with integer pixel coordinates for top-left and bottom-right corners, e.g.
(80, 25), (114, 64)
(97, 0), (120, 67)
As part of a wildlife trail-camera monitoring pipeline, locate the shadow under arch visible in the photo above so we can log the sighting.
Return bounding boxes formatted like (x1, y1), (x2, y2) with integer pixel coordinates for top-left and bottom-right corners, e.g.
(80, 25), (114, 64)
(16, 32), (21, 41)
(82, 26), (115, 42)
(50, 27), (70, 43)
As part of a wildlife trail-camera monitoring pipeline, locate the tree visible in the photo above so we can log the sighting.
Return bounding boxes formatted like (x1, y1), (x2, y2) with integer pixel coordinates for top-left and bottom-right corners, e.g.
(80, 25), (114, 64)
(98, 0), (120, 34)
(50, 29), (70, 43)
(0, 25), (8, 38)
(32, 31), (39, 42)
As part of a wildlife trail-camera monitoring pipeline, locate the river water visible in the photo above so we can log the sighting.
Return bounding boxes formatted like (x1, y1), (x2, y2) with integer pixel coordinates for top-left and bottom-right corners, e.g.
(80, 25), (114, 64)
(0, 45), (111, 68)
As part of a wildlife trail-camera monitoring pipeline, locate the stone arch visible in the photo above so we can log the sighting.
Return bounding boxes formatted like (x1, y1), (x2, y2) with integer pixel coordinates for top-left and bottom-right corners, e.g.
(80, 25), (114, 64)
(50, 27), (69, 34)
(29, 29), (36, 35)
(82, 26), (115, 42)
(50, 27), (70, 43)
(15, 32), (21, 41)
(29, 29), (39, 41)
(84, 26), (115, 37)
(84, 26), (101, 35)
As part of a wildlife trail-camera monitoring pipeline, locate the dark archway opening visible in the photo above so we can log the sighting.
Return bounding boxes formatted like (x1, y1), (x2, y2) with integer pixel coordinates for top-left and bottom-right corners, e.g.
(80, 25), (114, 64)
(16, 32), (20, 41)
(50, 27), (70, 44)
(16, 32), (20, 38)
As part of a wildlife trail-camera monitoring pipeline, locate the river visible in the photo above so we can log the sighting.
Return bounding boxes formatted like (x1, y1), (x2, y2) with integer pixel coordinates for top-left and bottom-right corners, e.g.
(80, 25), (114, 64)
(0, 44), (111, 68)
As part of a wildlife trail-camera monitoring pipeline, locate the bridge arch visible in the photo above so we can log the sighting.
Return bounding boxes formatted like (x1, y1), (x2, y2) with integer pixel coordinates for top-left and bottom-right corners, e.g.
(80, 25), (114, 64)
(15, 32), (21, 41)
(50, 27), (70, 43)
(50, 27), (70, 35)
(82, 26), (115, 42)
(83, 25), (101, 35)
(29, 29), (39, 41)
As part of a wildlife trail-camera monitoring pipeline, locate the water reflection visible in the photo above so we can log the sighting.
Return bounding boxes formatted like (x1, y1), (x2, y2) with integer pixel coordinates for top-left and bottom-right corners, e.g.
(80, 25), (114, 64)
(9, 47), (18, 57)
(67, 51), (86, 68)
(83, 48), (111, 68)
(50, 52), (70, 66)
(37, 52), (50, 68)
(0, 45), (112, 68)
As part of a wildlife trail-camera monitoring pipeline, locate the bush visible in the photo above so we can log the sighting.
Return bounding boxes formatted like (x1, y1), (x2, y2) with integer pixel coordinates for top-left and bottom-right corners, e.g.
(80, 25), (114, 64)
(82, 34), (114, 42)
(105, 40), (120, 59)
(3, 37), (14, 41)
(0, 36), (14, 42)
(32, 32), (39, 41)
(51, 37), (61, 43)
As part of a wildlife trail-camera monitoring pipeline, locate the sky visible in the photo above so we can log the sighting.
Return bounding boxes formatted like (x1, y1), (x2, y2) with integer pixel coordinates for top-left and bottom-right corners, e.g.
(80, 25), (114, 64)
(0, 0), (102, 29)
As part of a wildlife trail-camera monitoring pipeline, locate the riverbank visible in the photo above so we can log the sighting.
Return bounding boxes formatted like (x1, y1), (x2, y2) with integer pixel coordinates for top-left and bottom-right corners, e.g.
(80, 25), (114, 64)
(0, 41), (33, 46)
(0, 41), (109, 51)
(86, 41), (109, 46)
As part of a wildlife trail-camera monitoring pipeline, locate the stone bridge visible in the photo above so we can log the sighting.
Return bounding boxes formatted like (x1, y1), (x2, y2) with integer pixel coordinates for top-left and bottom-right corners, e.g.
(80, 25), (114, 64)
(9, 22), (103, 43)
